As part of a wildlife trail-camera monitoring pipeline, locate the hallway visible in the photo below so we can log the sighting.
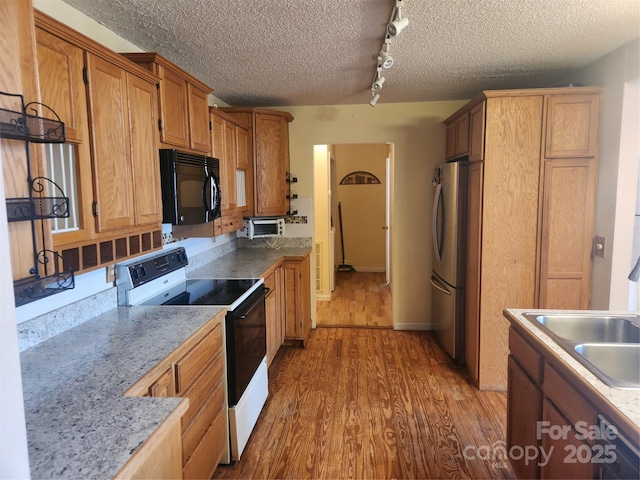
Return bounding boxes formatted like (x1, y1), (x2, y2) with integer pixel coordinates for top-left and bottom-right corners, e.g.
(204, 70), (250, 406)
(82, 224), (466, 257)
(316, 272), (392, 328)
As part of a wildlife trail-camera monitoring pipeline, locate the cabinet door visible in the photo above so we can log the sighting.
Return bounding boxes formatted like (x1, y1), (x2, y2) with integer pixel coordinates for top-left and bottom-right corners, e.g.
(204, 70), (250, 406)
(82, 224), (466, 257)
(149, 367), (176, 397)
(223, 120), (238, 211)
(445, 122), (456, 159)
(454, 112), (470, 157)
(265, 271), (279, 366)
(507, 355), (542, 480)
(537, 158), (596, 309)
(35, 28), (85, 143)
(464, 162), (483, 382)
(187, 83), (211, 153)
(540, 398), (595, 480)
(35, 28), (95, 246)
(254, 113), (287, 216)
(544, 94), (600, 158)
(236, 125), (252, 216)
(85, 53), (135, 232)
(128, 74), (162, 226)
(284, 254), (311, 344)
(158, 65), (189, 148)
(469, 102), (485, 162)
(211, 113), (233, 215)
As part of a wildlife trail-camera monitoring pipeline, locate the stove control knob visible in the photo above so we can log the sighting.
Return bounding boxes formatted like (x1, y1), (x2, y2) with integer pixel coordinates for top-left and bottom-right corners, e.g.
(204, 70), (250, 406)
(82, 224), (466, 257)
(130, 268), (139, 280)
(140, 266), (147, 277)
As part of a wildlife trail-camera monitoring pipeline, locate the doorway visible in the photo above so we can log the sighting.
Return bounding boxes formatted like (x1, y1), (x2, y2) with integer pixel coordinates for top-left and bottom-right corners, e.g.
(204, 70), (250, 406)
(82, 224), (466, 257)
(313, 143), (393, 328)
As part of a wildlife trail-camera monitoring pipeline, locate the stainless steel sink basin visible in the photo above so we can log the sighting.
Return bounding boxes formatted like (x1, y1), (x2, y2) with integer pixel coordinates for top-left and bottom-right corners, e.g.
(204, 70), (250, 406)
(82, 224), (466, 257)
(523, 313), (640, 344)
(521, 312), (640, 389)
(574, 343), (640, 389)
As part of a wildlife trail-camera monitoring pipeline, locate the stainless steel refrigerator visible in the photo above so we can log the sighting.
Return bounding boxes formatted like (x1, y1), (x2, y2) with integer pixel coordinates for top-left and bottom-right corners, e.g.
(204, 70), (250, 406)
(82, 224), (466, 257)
(430, 160), (467, 363)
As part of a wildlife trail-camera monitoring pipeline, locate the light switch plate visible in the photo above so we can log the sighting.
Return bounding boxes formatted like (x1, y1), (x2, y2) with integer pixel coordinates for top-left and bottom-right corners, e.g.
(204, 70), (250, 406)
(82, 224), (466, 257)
(593, 235), (606, 258)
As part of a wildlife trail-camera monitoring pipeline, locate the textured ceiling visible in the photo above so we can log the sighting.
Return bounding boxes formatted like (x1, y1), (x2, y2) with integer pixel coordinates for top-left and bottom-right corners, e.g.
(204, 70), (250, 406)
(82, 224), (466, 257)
(60, 0), (640, 107)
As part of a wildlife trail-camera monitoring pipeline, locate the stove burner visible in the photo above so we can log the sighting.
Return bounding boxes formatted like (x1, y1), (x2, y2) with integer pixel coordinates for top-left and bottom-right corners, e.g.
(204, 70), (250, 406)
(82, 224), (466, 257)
(141, 278), (261, 309)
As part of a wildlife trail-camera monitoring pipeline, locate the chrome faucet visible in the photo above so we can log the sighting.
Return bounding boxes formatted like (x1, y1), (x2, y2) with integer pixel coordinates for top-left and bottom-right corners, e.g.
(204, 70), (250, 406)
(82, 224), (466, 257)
(629, 256), (640, 282)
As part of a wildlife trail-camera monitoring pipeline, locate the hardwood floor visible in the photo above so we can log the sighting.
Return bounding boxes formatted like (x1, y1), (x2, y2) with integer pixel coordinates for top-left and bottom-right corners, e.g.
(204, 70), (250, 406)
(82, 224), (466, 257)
(317, 272), (392, 328)
(214, 328), (515, 479)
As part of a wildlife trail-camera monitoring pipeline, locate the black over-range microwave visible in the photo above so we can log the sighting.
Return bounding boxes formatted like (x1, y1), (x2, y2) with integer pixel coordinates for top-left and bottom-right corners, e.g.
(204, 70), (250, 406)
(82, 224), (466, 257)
(159, 149), (222, 225)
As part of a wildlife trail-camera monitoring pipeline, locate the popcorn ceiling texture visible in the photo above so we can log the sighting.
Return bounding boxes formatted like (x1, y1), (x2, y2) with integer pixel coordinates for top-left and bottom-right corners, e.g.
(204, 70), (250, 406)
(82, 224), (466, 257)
(60, 0), (639, 106)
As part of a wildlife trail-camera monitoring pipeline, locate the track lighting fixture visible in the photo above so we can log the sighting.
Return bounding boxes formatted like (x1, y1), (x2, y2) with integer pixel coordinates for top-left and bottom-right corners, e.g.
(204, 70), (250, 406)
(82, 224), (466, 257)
(378, 49), (393, 68)
(387, 16), (409, 37)
(367, 0), (409, 106)
(372, 74), (386, 91)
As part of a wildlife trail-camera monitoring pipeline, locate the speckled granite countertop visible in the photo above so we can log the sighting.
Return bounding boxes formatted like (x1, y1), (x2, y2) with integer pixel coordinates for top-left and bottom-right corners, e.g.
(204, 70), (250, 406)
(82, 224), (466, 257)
(188, 247), (311, 279)
(504, 309), (640, 434)
(20, 305), (224, 479)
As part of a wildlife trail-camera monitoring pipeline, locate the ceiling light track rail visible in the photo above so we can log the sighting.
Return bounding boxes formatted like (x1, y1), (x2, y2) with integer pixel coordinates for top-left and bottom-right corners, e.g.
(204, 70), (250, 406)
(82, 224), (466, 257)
(369, 0), (409, 106)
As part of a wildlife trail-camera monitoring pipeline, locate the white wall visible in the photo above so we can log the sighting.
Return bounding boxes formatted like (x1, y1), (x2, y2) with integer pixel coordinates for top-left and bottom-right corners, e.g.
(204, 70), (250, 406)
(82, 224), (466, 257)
(273, 101), (467, 329)
(0, 149), (30, 478)
(557, 38), (640, 309)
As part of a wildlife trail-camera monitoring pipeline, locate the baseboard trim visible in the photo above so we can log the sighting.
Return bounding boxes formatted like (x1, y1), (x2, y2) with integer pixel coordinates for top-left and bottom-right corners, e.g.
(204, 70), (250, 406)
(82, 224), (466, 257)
(393, 322), (435, 331)
(316, 294), (332, 301)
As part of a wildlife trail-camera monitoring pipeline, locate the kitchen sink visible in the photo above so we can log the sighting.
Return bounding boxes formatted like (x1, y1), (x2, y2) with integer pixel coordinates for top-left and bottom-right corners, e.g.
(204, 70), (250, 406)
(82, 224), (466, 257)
(522, 312), (640, 389)
(574, 343), (640, 389)
(523, 313), (640, 344)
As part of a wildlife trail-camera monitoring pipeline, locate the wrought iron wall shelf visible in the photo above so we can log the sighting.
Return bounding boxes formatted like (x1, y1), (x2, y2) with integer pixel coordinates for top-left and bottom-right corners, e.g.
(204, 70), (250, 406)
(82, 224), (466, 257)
(1, 91), (74, 306)
(285, 171), (298, 216)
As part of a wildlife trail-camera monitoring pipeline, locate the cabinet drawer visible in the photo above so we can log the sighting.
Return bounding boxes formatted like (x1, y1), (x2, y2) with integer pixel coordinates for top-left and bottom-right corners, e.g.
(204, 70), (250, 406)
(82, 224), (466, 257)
(509, 327), (542, 382)
(183, 405), (228, 480)
(176, 323), (222, 393)
(543, 362), (596, 437)
(180, 352), (224, 429)
(182, 379), (225, 463)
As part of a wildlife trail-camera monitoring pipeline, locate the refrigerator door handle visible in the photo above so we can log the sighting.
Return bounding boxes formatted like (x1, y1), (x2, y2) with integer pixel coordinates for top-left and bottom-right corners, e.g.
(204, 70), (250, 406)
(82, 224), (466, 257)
(432, 183), (442, 261)
(430, 274), (452, 295)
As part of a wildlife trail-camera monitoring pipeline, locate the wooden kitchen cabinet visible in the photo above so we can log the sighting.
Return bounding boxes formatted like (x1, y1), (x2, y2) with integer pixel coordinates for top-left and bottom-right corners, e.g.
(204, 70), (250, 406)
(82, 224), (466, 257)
(265, 263), (285, 365)
(444, 110), (469, 160)
(507, 355), (542, 480)
(114, 407), (185, 480)
(283, 252), (312, 346)
(449, 87), (602, 390)
(126, 312), (228, 480)
(121, 52), (213, 154)
(210, 108), (253, 235)
(221, 107), (294, 217)
(505, 322), (604, 480)
(33, 11), (164, 276)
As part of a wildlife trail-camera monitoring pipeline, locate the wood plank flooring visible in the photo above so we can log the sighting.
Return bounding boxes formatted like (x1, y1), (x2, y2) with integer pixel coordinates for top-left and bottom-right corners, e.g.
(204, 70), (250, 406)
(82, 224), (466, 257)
(317, 272), (392, 328)
(214, 328), (515, 479)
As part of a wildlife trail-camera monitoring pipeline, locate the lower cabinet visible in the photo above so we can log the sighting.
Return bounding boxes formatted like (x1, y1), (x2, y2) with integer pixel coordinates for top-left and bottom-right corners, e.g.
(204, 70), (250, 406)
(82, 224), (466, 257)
(265, 264), (285, 366)
(283, 252), (312, 346)
(507, 326), (598, 479)
(126, 312), (227, 480)
(114, 409), (185, 480)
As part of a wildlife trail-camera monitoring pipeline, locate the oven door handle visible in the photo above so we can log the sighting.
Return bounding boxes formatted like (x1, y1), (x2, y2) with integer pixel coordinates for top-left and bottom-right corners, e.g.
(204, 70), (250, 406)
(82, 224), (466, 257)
(235, 288), (266, 319)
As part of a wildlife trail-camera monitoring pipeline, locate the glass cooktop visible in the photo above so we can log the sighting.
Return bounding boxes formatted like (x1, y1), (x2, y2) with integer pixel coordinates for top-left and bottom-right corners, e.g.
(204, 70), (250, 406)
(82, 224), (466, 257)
(141, 278), (261, 309)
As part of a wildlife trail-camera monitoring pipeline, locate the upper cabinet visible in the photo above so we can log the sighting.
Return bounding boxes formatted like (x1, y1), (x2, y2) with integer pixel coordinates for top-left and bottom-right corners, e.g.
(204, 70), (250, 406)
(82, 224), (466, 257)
(444, 110), (469, 160)
(33, 11), (163, 275)
(221, 108), (294, 217)
(210, 108), (252, 235)
(120, 52), (213, 154)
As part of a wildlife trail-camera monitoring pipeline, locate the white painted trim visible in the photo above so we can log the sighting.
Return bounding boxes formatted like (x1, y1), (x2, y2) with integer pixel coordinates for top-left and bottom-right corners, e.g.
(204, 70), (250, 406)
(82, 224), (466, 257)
(316, 294), (332, 301)
(393, 322), (435, 331)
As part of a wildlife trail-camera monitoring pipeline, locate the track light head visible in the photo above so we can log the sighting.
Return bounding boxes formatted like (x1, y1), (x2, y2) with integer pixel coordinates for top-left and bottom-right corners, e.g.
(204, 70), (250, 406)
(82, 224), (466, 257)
(379, 50), (394, 69)
(372, 75), (385, 91)
(369, 93), (380, 107)
(387, 16), (409, 37)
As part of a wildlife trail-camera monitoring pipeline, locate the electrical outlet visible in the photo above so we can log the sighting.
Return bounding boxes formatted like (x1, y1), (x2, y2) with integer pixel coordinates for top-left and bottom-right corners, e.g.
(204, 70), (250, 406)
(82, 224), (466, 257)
(106, 264), (116, 284)
(593, 235), (606, 258)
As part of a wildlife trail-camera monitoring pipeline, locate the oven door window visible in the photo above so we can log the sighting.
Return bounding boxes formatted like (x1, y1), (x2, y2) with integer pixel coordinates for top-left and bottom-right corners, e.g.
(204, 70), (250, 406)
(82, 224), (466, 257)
(226, 286), (267, 406)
